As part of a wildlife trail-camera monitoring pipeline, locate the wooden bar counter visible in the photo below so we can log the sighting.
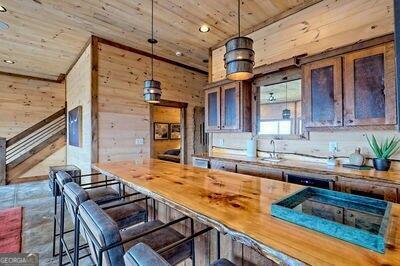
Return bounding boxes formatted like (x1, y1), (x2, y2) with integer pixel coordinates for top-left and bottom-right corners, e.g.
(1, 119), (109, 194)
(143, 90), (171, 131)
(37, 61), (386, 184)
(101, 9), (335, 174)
(93, 159), (400, 266)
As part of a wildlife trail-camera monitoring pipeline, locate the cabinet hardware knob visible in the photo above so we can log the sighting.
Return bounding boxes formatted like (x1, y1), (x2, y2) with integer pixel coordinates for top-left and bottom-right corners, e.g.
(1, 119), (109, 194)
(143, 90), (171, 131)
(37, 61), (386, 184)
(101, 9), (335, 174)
(348, 119), (353, 123)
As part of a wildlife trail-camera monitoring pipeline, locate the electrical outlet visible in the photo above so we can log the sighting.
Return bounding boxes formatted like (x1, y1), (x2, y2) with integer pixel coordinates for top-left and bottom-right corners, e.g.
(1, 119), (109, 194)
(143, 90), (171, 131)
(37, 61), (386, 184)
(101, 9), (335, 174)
(135, 138), (144, 145)
(329, 142), (338, 153)
(218, 139), (224, 146)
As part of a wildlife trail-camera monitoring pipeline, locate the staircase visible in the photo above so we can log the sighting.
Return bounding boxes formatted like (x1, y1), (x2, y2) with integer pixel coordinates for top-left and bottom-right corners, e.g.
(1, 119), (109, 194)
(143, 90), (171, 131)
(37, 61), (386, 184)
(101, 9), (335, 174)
(2, 108), (66, 184)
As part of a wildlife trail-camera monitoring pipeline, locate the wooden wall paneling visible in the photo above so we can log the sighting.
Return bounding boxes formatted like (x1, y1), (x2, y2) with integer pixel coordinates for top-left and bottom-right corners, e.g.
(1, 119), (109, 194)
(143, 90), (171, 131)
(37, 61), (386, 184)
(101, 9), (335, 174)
(66, 42), (93, 174)
(91, 37), (99, 165)
(0, 138), (5, 185)
(211, 0), (394, 82)
(0, 73), (66, 180)
(97, 42), (206, 164)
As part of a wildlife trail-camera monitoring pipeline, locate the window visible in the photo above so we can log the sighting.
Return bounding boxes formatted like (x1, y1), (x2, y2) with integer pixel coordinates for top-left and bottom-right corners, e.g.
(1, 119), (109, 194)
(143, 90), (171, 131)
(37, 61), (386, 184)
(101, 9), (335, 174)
(260, 120), (292, 135)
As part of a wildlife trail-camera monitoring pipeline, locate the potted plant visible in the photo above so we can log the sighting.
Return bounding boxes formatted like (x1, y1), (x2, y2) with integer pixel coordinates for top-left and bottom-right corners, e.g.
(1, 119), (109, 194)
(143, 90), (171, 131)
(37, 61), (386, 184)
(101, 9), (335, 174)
(366, 135), (400, 171)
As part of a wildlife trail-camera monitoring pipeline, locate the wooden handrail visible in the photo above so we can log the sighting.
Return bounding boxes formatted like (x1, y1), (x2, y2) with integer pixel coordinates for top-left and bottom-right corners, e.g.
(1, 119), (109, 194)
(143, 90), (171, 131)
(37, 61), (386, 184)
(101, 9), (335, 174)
(6, 128), (66, 170)
(6, 108), (66, 147)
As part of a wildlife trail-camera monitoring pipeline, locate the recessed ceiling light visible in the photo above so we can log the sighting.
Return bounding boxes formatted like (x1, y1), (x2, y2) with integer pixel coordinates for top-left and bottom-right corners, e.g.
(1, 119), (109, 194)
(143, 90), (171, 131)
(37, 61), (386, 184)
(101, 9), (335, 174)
(175, 51), (183, 57)
(199, 25), (210, 33)
(0, 6), (6, 12)
(3, 59), (15, 64)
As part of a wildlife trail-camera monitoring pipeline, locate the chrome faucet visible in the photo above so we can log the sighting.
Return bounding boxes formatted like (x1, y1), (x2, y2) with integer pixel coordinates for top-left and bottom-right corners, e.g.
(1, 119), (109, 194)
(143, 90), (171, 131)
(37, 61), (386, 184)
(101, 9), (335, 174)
(270, 139), (277, 158)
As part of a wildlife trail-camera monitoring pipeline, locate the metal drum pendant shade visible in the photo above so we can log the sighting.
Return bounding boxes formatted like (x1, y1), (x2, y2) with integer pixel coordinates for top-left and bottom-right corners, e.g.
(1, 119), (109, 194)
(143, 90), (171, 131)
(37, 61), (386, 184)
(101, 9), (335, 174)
(144, 80), (161, 103)
(224, 37), (254, 80)
(144, 0), (161, 103)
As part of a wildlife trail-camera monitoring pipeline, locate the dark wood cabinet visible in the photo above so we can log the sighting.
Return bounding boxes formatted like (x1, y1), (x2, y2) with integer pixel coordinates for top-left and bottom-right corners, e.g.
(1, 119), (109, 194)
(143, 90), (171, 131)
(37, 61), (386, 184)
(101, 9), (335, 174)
(343, 43), (396, 126)
(337, 177), (398, 203)
(236, 163), (283, 181)
(221, 82), (240, 130)
(205, 81), (251, 132)
(205, 87), (221, 131)
(302, 42), (396, 129)
(303, 57), (343, 128)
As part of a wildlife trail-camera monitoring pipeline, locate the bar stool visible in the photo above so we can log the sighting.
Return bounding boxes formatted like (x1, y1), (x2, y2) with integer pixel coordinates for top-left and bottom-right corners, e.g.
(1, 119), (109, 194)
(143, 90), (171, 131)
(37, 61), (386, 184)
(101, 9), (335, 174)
(53, 171), (140, 261)
(78, 200), (194, 266)
(60, 182), (148, 265)
(124, 243), (235, 266)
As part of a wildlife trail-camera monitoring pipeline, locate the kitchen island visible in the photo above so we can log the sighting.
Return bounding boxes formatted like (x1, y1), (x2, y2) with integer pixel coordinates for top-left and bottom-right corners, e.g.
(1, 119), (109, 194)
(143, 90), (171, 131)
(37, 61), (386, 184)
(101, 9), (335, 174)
(93, 159), (400, 265)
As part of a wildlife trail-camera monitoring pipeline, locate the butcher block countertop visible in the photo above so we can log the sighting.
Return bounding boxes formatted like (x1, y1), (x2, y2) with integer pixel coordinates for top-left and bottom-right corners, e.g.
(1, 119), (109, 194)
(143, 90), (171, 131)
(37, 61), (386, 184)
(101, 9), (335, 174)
(93, 159), (400, 266)
(193, 153), (400, 185)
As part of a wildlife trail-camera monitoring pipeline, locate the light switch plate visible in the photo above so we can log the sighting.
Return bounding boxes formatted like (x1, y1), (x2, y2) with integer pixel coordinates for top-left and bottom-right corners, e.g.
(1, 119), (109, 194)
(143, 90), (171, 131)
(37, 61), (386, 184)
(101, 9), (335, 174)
(329, 142), (338, 153)
(135, 138), (144, 145)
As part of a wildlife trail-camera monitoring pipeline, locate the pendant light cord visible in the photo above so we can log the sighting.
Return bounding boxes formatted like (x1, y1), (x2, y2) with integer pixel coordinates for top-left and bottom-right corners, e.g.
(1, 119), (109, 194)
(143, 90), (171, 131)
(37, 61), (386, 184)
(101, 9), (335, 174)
(151, 0), (154, 80)
(237, 0), (241, 37)
(285, 83), (288, 108)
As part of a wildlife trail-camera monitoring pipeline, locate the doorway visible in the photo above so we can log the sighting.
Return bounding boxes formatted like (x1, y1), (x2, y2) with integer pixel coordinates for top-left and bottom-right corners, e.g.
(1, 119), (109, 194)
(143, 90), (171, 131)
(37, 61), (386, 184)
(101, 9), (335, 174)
(150, 100), (187, 164)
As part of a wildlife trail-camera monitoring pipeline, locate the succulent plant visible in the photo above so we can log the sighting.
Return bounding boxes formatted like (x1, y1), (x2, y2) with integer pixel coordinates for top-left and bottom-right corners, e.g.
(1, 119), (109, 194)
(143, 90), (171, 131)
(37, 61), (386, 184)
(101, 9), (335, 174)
(366, 134), (400, 160)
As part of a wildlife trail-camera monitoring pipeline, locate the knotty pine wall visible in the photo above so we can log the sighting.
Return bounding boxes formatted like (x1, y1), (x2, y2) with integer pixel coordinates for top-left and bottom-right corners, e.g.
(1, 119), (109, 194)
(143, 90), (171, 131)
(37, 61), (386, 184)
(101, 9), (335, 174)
(66, 44), (93, 174)
(97, 42), (207, 164)
(152, 106), (181, 158)
(0, 73), (66, 179)
(211, 0), (394, 82)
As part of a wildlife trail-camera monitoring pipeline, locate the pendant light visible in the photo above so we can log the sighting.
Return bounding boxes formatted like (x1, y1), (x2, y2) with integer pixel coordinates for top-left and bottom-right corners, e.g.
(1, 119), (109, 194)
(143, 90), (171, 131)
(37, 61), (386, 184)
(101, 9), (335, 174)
(144, 0), (162, 103)
(282, 82), (291, 119)
(224, 0), (255, 81)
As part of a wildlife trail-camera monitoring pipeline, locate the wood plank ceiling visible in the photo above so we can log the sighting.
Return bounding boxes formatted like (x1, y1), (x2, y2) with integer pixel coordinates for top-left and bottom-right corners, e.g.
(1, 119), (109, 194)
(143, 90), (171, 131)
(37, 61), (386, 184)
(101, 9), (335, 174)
(0, 0), (311, 80)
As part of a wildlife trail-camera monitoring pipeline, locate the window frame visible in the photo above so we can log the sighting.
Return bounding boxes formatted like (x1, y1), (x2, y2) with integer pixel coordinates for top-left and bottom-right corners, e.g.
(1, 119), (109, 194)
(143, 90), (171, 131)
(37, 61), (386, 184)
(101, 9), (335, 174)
(252, 68), (309, 140)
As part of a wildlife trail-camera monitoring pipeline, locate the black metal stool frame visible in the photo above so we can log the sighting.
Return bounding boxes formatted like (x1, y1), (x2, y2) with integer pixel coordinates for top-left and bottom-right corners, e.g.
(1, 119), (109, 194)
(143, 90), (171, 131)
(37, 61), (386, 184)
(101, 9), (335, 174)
(77, 212), (203, 266)
(52, 172), (123, 258)
(59, 186), (148, 266)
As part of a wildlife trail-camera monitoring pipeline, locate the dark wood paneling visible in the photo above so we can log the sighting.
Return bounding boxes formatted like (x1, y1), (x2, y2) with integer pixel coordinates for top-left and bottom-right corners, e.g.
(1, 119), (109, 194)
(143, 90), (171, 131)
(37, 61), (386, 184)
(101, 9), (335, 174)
(221, 82), (240, 130)
(311, 65), (335, 122)
(205, 88), (221, 131)
(354, 54), (385, 119)
(91, 36), (99, 165)
(303, 57), (342, 128)
(344, 43), (396, 126)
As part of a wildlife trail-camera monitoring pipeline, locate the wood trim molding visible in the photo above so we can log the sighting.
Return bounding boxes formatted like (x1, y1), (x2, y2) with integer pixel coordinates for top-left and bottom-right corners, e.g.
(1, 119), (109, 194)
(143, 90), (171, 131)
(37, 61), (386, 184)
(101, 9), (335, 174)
(0, 71), (63, 84)
(7, 175), (48, 185)
(153, 99), (189, 108)
(299, 34), (394, 65)
(211, 0), (323, 50)
(65, 37), (93, 77)
(395, 0), (400, 131)
(95, 36), (208, 76)
(91, 36), (100, 165)
(0, 138), (5, 186)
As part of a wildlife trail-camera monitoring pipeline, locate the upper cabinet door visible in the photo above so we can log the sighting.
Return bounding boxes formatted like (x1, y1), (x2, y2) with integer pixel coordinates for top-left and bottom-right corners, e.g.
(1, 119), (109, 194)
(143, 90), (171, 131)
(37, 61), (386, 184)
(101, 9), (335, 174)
(221, 82), (240, 130)
(344, 43), (396, 126)
(303, 57), (343, 128)
(205, 87), (221, 131)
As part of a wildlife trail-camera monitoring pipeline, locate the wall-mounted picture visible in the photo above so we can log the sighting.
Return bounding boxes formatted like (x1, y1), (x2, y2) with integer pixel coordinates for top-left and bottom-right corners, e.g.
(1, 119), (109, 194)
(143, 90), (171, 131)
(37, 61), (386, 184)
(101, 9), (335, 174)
(170, 123), (181, 140)
(68, 106), (82, 147)
(154, 123), (170, 140)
